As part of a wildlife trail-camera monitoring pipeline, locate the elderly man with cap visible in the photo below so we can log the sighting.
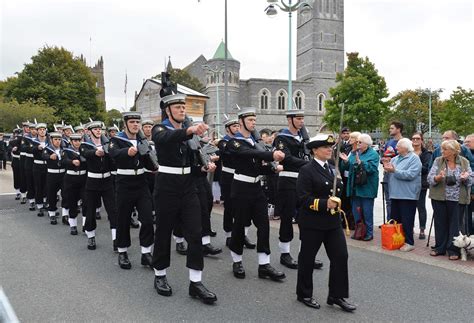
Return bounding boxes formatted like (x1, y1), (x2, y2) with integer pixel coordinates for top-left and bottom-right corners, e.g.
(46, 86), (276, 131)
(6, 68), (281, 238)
(62, 133), (87, 235)
(218, 117), (256, 249)
(42, 132), (65, 224)
(295, 134), (356, 312)
(31, 123), (49, 217)
(80, 121), (118, 251)
(227, 107), (286, 281)
(9, 127), (23, 200)
(108, 111), (156, 269)
(151, 92), (217, 304)
(273, 110), (324, 271)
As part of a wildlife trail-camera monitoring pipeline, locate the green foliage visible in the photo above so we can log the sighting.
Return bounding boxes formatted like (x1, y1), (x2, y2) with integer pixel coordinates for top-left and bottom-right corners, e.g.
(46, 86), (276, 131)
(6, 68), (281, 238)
(105, 109), (123, 126)
(324, 52), (390, 132)
(4, 45), (104, 124)
(153, 68), (204, 92)
(0, 99), (57, 132)
(385, 89), (444, 136)
(438, 87), (474, 136)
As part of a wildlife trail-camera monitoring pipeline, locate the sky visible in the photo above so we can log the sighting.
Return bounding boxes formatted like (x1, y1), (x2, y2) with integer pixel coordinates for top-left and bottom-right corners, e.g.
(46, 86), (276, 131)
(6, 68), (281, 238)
(1, 0), (473, 111)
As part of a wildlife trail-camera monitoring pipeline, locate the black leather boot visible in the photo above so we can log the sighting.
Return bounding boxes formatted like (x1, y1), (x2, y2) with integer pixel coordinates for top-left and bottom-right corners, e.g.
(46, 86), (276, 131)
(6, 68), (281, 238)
(87, 237), (96, 250)
(327, 296), (356, 312)
(189, 282), (217, 304)
(50, 216), (57, 225)
(258, 264), (286, 281)
(176, 242), (187, 255)
(70, 226), (78, 235)
(232, 261), (245, 279)
(118, 252), (132, 269)
(280, 253), (298, 269)
(203, 243), (222, 256)
(141, 253), (153, 268)
(154, 275), (172, 296)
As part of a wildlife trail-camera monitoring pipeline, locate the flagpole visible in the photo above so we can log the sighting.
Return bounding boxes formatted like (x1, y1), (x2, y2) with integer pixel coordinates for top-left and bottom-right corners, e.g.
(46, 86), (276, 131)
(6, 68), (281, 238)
(124, 70), (128, 111)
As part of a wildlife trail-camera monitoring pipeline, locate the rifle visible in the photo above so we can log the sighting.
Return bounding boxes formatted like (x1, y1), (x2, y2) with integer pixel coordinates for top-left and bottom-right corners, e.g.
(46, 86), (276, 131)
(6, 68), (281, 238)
(183, 116), (214, 170)
(137, 129), (159, 171)
(299, 126), (311, 158)
(100, 134), (110, 154)
(251, 129), (278, 172)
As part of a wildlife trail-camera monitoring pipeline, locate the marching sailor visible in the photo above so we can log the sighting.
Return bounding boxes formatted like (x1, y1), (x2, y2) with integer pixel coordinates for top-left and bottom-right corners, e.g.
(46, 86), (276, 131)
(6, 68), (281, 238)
(227, 107), (286, 281)
(10, 128), (23, 200)
(108, 111), (155, 269)
(273, 110), (323, 270)
(24, 122), (37, 211)
(80, 121), (117, 251)
(151, 92), (217, 304)
(62, 133), (87, 235)
(43, 132), (65, 225)
(31, 123), (49, 217)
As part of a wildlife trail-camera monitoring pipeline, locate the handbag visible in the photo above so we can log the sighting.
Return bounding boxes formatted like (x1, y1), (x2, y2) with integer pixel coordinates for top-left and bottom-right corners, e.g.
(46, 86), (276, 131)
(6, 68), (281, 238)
(354, 163), (367, 186)
(381, 219), (405, 250)
(353, 206), (366, 240)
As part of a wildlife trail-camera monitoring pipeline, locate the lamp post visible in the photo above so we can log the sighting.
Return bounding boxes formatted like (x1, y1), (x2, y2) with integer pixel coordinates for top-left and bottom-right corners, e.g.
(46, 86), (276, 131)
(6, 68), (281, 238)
(423, 88), (443, 138)
(203, 64), (225, 137)
(265, 0), (313, 110)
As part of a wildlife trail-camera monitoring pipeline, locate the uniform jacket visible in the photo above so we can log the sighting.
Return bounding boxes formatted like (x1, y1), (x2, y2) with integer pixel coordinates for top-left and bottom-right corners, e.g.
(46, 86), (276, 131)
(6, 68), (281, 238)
(62, 146), (87, 172)
(296, 159), (344, 230)
(80, 137), (114, 190)
(273, 129), (309, 190)
(42, 145), (64, 170)
(227, 132), (275, 198)
(152, 119), (195, 194)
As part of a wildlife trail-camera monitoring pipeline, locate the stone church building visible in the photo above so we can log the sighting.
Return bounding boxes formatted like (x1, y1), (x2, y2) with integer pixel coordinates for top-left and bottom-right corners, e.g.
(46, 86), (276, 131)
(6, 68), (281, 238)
(137, 0), (344, 135)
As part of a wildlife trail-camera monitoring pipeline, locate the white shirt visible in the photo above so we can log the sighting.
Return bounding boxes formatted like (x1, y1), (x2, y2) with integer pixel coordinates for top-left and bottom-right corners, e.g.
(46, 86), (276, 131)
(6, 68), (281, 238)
(130, 139), (137, 147)
(313, 157), (329, 169)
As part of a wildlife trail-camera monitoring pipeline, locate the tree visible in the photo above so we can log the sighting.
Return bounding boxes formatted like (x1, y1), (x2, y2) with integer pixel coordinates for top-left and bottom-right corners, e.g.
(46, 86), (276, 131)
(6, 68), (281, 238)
(385, 89), (444, 136)
(4, 45), (105, 124)
(323, 52), (390, 132)
(153, 68), (204, 92)
(105, 109), (123, 127)
(0, 99), (57, 132)
(438, 87), (474, 136)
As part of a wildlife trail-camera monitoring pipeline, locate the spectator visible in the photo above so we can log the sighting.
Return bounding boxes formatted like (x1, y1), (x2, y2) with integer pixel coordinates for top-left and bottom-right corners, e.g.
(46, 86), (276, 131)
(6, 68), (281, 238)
(464, 134), (474, 234)
(428, 140), (473, 260)
(381, 121), (404, 220)
(411, 132), (432, 239)
(339, 134), (380, 240)
(383, 138), (421, 252)
(0, 133), (7, 170)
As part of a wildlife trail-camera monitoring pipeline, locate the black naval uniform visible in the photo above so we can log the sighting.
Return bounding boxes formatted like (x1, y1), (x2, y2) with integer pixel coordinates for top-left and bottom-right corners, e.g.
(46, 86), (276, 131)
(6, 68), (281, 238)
(296, 159), (349, 304)
(19, 133), (29, 202)
(9, 135), (22, 198)
(43, 145), (65, 224)
(62, 147), (87, 233)
(31, 138), (48, 215)
(151, 120), (203, 272)
(218, 136), (237, 236)
(227, 133), (275, 261)
(109, 133), (155, 268)
(23, 135), (36, 207)
(80, 138), (117, 248)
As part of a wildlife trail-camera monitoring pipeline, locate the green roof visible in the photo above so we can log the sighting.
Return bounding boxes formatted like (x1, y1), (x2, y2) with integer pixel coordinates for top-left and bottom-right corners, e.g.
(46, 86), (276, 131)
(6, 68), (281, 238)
(212, 41), (233, 60)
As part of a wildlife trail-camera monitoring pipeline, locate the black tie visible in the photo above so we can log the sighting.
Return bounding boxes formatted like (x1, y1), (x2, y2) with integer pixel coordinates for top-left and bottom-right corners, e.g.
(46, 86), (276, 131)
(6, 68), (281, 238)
(324, 163), (331, 176)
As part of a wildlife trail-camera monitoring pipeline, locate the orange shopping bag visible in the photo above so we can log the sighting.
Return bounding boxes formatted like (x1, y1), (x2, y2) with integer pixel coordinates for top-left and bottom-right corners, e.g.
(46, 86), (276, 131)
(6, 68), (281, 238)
(381, 219), (405, 250)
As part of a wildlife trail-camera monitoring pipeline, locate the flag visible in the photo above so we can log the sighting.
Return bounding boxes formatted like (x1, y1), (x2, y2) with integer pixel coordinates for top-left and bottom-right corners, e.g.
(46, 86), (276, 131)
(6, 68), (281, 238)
(124, 72), (127, 94)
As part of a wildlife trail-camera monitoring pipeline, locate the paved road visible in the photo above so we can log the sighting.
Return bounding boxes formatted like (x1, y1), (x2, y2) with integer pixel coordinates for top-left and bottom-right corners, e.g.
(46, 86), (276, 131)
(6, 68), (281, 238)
(1, 195), (473, 322)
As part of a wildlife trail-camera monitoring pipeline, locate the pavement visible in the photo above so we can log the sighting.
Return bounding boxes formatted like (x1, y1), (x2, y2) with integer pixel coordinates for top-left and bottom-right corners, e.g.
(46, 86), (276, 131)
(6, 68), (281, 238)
(1, 167), (474, 322)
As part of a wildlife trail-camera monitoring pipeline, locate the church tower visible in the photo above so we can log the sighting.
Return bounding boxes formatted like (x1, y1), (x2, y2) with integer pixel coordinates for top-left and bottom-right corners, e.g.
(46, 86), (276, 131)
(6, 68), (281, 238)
(204, 41), (240, 136)
(90, 56), (106, 109)
(296, 0), (344, 99)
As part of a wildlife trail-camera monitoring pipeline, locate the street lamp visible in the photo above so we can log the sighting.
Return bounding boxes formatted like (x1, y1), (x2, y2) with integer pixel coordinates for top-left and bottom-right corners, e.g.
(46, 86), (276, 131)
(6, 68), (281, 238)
(265, 0), (314, 110)
(423, 88), (443, 138)
(203, 64), (225, 137)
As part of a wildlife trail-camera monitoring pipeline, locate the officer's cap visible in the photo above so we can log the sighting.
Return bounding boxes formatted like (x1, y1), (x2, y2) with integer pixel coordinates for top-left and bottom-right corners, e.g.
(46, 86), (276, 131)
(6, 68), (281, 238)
(306, 134), (336, 150)
(70, 134), (82, 141)
(74, 125), (84, 131)
(142, 119), (154, 126)
(161, 93), (186, 109)
(224, 118), (239, 128)
(36, 123), (47, 129)
(87, 121), (103, 130)
(123, 111), (142, 121)
(49, 132), (62, 139)
(237, 108), (256, 119)
(286, 109), (305, 117)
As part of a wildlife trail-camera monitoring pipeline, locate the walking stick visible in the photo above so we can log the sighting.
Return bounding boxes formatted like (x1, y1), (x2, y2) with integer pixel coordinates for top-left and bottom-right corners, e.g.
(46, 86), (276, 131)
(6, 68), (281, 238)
(381, 181), (386, 224)
(426, 215), (434, 247)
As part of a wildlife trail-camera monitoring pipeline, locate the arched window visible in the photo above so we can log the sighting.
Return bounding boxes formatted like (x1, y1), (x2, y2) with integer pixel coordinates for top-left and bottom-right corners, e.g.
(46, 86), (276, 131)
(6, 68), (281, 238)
(228, 72), (232, 84)
(277, 90), (287, 110)
(259, 89), (270, 110)
(333, 0), (337, 16)
(319, 0), (323, 13)
(317, 93), (326, 111)
(326, 0), (330, 14)
(320, 61), (323, 71)
(294, 91), (304, 110)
